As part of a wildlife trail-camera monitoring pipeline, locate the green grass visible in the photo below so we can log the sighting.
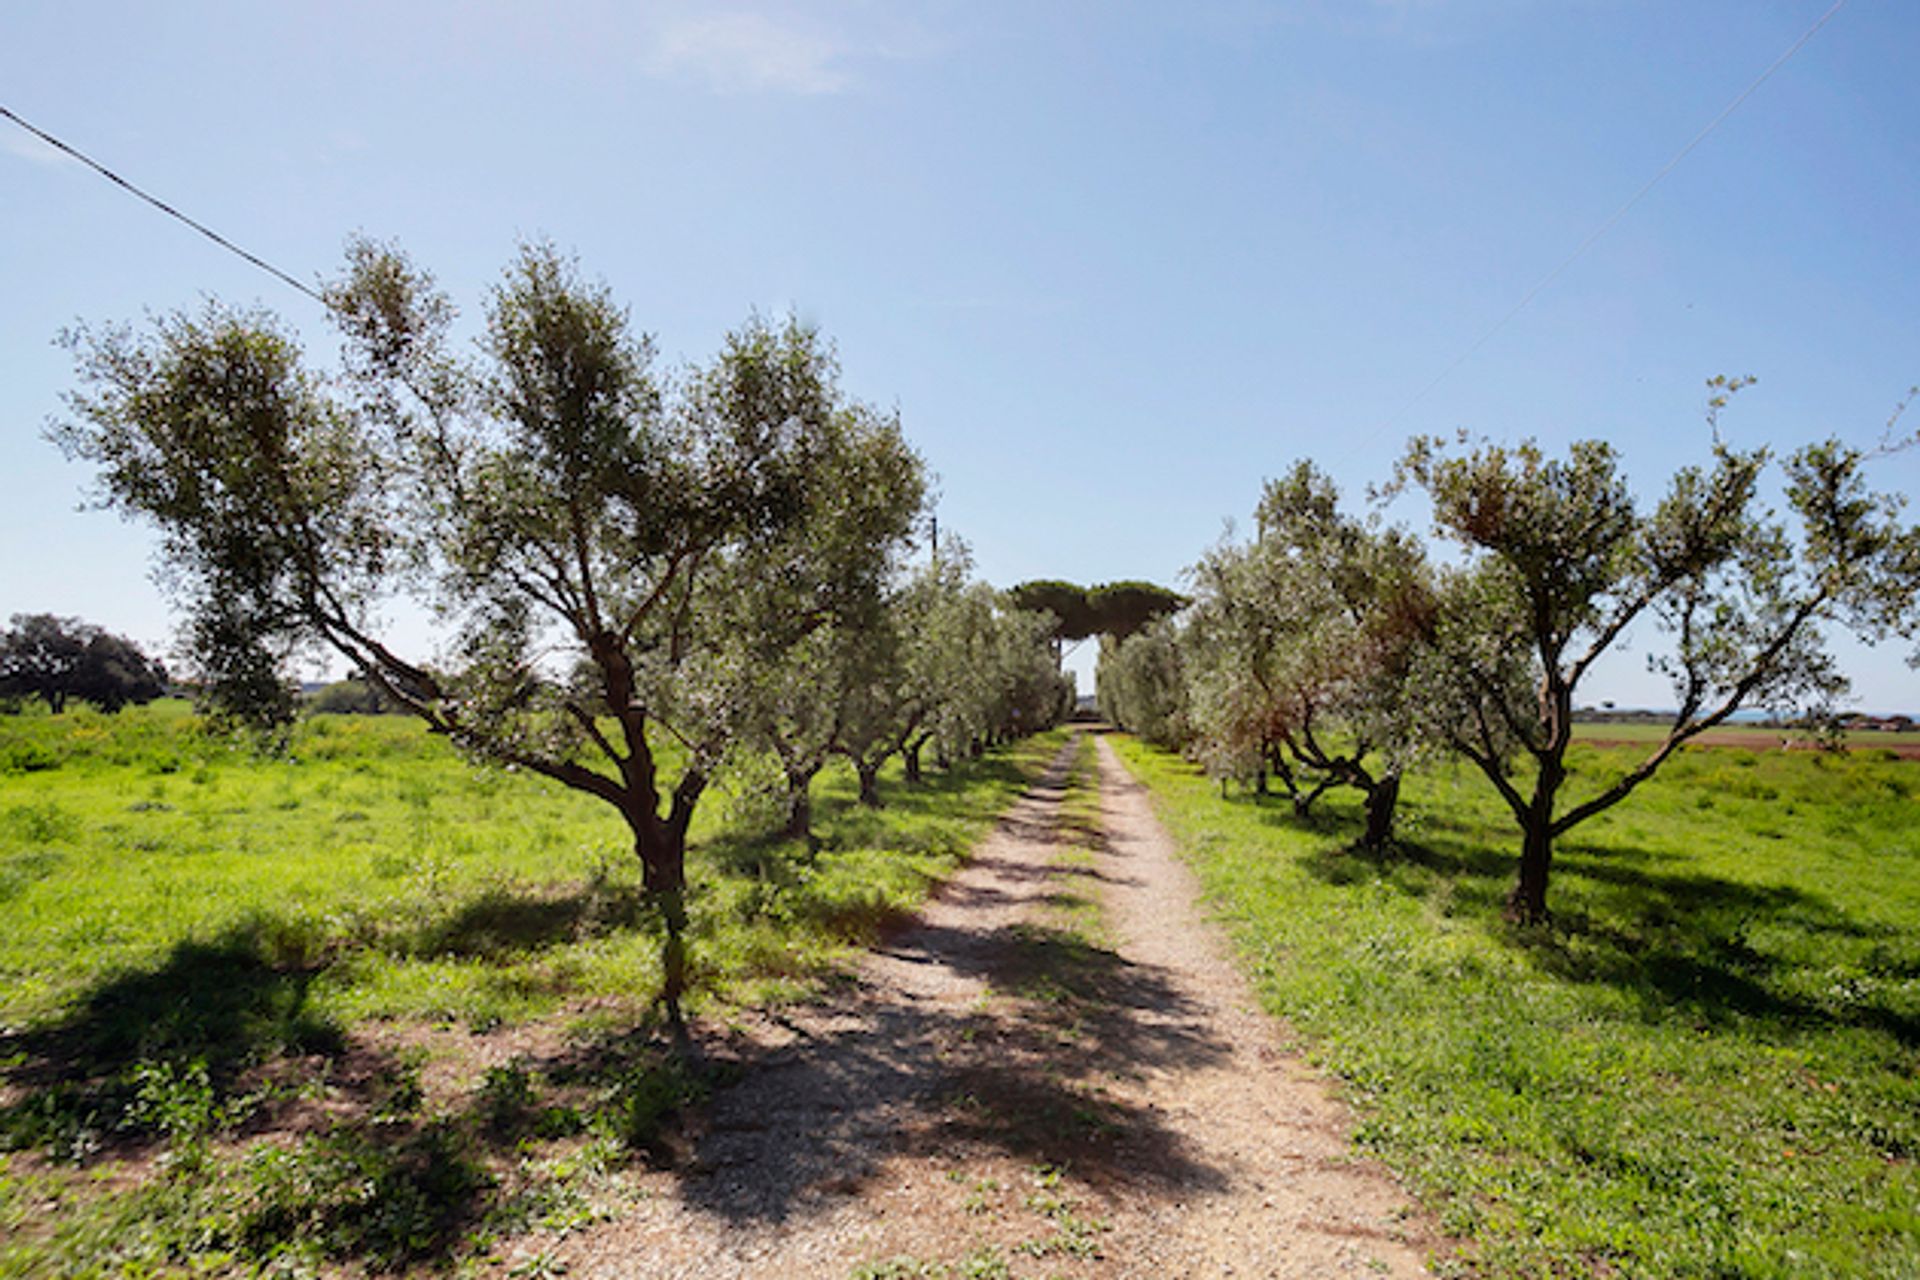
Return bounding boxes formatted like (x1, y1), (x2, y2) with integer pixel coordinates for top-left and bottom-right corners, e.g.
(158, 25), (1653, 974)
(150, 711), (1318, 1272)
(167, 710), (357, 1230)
(1031, 729), (1106, 947)
(0, 701), (1063, 1277)
(0, 703), (1061, 1034)
(1571, 720), (1920, 748)
(1111, 732), (1920, 1279)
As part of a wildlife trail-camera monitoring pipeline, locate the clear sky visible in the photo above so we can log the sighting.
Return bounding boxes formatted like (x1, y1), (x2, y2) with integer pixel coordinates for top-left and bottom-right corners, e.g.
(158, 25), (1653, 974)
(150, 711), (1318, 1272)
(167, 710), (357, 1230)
(3, 1), (1916, 710)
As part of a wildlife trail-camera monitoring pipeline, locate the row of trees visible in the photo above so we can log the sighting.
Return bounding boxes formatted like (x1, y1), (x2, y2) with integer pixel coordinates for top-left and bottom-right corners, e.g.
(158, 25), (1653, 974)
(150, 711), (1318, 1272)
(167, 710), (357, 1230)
(54, 239), (1067, 1033)
(1101, 401), (1920, 923)
(738, 539), (1070, 839)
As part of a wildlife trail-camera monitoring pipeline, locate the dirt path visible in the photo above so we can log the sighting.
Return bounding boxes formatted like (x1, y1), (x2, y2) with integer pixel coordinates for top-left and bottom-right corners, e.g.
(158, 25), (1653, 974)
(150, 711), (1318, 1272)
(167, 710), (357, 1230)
(541, 730), (1439, 1278)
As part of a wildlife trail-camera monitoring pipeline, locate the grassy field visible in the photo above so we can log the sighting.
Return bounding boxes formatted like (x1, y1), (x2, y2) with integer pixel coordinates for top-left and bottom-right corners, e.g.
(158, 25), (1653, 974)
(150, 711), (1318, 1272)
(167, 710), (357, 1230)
(0, 702), (1062, 1277)
(1111, 732), (1920, 1278)
(1572, 721), (1920, 749)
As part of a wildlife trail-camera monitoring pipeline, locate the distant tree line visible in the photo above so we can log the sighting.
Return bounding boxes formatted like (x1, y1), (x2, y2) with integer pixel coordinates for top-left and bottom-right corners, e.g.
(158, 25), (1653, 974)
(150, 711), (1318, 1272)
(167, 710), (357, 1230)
(1100, 386), (1920, 924)
(302, 677), (405, 715)
(0, 613), (168, 714)
(53, 238), (1068, 1035)
(1006, 579), (1186, 650)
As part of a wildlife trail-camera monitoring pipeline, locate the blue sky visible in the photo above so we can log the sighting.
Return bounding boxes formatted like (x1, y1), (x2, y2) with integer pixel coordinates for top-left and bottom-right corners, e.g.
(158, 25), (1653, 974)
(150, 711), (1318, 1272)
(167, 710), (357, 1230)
(3, 0), (1916, 709)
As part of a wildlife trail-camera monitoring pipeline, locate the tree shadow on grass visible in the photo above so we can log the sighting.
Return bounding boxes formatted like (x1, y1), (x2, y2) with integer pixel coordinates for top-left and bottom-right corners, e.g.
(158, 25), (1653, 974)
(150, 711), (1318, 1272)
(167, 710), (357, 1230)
(1290, 810), (1920, 1050)
(0, 907), (621, 1273)
(0, 917), (346, 1159)
(1534, 846), (1920, 1047)
(1227, 788), (1358, 842)
(2, 922), (343, 1087)
(405, 877), (648, 959)
(1307, 828), (1511, 883)
(0, 869), (659, 1161)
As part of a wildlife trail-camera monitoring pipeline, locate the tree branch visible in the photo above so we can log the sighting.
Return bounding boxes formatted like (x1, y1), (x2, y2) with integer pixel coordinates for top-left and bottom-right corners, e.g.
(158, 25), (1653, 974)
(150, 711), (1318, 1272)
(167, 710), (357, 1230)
(1550, 590), (1829, 836)
(1458, 702), (1530, 822)
(565, 700), (625, 772)
(617, 547), (690, 647)
(1568, 580), (1659, 689)
(319, 619), (628, 809)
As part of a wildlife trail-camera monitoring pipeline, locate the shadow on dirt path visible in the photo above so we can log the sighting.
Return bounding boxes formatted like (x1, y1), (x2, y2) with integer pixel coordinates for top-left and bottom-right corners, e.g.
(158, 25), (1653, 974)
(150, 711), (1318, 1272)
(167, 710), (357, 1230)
(545, 729), (1443, 1278)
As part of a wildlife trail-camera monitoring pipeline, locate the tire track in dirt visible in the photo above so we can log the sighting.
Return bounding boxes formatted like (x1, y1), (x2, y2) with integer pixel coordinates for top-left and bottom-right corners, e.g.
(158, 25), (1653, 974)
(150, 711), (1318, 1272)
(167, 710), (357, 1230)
(537, 729), (1441, 1278)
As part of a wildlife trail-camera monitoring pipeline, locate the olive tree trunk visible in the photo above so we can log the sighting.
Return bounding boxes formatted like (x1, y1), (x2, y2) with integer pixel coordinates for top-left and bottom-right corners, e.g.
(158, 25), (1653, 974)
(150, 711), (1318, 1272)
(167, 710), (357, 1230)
(1508, 818), (1553, 925)
(617, 755), (708, 1044)
(1360, 771), (1401, 850)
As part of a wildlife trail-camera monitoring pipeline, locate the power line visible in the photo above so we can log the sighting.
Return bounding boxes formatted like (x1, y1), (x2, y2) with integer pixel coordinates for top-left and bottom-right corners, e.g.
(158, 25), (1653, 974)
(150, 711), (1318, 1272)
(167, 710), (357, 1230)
(1341, 0), (1850, 463)
(0, 103), (323, 303)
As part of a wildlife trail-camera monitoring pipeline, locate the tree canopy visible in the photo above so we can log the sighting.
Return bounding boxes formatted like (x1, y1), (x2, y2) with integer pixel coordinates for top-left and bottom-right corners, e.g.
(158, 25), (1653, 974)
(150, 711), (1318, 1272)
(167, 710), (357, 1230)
(1006, 580), (1100, 640)
(0, 614), (168, 714)
(1396, 412), (1920, 921)
(1007, 578), (1185, 643)
(53, 238), (935, 1031)
(1177, 461), (1432, 846)
(1087, 581), (1190, 640)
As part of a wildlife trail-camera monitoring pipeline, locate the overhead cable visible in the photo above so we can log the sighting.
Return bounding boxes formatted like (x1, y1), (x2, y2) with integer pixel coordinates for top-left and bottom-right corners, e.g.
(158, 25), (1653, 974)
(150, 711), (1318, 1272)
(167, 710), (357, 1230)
(1, 103), (323, 303)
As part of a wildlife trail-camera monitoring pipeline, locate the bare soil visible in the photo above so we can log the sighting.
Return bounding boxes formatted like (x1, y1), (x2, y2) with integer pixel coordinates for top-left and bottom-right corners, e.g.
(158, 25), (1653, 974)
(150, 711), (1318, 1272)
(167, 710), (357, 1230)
(532, 730), (1443, 1278)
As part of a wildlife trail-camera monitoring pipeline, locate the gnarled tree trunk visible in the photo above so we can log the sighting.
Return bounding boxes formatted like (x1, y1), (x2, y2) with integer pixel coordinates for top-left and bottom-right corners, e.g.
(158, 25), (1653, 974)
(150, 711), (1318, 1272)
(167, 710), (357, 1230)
(1360, 771), (1401, 850)
(633, 815), (691, 1042)
(784, 784), (812, 840)
(627, 763), (707, 1045)
(1507, 818), (1552, 925)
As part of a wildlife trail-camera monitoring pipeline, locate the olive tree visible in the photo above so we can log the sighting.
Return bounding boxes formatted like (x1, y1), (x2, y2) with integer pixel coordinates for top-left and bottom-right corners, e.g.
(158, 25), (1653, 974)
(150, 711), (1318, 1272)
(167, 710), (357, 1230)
(736, 405), (927, 837)
(919, 585), (1067, 766)
(830, 542), (975, 800)
(989, 601), (1075, 741)
(1398, 406), (1920, 923)
(1180, 462), (1430, 847)
(54, 238), (894, 1033)
(1096, 618), (1188, 748)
